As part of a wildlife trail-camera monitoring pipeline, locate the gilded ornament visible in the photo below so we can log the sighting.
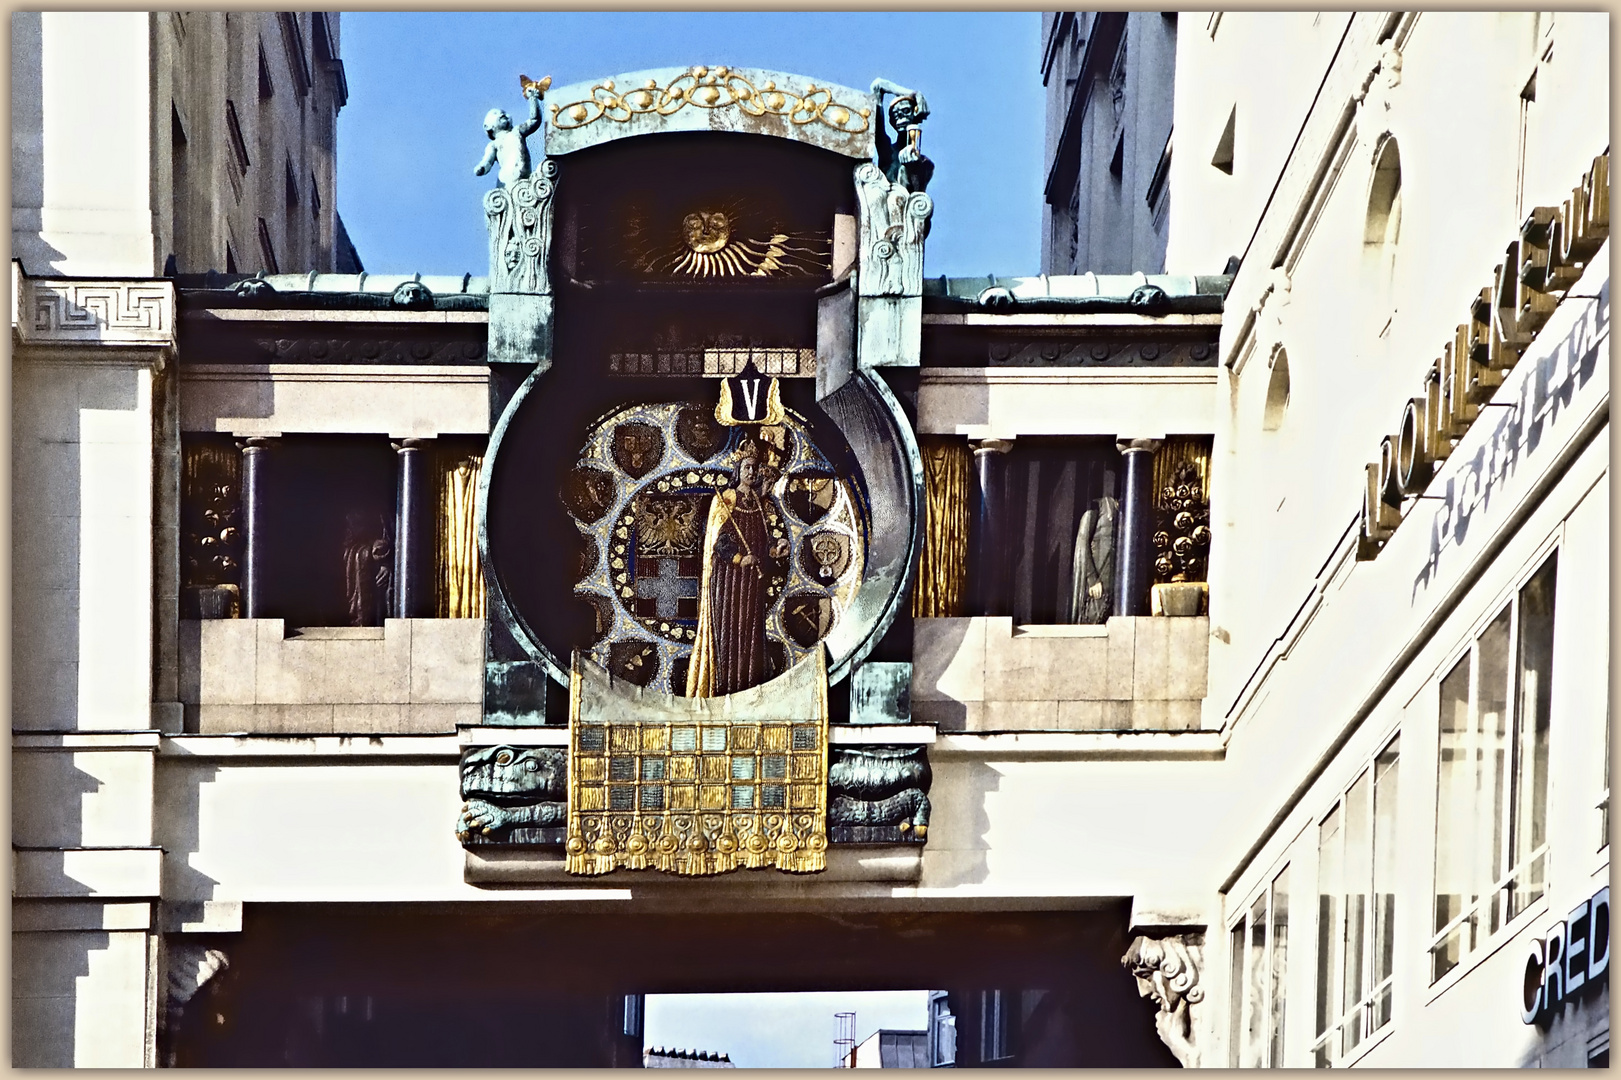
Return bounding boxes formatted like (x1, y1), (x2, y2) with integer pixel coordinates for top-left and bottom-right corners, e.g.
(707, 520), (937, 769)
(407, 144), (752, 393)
(550, 65), (871, 134)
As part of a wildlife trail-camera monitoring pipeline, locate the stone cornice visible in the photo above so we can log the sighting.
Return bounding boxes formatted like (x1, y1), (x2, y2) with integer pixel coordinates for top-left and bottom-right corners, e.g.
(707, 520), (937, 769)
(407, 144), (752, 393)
(12, 265), (176, 351)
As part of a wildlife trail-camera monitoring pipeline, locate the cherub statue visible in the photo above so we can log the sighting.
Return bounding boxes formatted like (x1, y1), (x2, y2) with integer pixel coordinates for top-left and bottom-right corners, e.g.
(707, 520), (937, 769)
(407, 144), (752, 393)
(870, 77), (934, 193)
(475, 74), (550, 188)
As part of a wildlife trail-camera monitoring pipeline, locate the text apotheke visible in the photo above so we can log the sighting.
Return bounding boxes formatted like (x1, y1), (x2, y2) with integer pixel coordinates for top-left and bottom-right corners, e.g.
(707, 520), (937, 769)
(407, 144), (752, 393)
(1359, 152), (1610, 559)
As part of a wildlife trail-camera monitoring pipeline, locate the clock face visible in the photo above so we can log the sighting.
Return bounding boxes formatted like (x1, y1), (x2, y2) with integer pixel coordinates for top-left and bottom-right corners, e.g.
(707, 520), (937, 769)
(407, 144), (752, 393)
(563, 400), (865, 694)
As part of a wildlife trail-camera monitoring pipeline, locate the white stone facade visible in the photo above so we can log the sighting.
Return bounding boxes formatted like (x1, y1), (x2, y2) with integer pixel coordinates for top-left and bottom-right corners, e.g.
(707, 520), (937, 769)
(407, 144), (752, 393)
(8, 12), (1610, 1069)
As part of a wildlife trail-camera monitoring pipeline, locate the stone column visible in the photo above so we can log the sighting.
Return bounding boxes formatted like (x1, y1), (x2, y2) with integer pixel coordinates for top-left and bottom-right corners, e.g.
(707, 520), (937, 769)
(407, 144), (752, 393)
(393, 438), (435, 619)
(239, 437), (272, 619)
(970, 439), (1014, 617)
(1114, 438), (1162, 617)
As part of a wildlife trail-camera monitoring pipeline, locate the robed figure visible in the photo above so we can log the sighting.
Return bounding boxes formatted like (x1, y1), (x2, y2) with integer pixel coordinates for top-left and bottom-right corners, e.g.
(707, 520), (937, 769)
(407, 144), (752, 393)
(686, 439), (787, 697)
(1070, 494), (1119, 624)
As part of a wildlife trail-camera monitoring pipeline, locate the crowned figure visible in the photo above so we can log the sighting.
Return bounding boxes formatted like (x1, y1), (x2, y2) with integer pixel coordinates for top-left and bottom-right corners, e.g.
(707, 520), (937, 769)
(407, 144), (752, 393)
(685, 436), (788, 697)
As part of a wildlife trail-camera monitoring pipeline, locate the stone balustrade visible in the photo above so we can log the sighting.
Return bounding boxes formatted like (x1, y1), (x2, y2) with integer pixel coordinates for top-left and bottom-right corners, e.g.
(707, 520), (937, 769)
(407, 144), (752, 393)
(178, 618), (484, 734)
(912, 615), (1209, 731)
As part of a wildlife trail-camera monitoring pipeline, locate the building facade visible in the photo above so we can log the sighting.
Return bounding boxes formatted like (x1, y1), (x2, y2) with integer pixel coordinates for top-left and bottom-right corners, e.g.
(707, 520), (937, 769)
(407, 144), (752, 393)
(1164, 10), (1610, 1069)
(10, 12), (1610, 1070)
(11, 10), (353, 279)
(1040, 12), (1177, 275)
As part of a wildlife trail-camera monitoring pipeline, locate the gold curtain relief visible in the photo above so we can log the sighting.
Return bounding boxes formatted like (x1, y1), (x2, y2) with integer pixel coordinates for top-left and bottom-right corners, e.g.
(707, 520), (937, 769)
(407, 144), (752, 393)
(912, 435), (972, 618)
(438, 453), (485, 619)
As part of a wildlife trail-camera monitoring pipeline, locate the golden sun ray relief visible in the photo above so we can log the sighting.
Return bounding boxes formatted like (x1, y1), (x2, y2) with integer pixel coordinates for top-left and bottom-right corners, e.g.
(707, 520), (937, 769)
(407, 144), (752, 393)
(627, 203), (828, 279)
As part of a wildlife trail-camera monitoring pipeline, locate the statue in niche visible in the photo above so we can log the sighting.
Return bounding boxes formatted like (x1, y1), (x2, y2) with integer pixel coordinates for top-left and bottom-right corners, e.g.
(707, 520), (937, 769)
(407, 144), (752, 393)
(475, 74), (550, 187)
(341, 511), (392, 626)
(870, 78), (934, 193)
(686, 437), (788, 697)
(1071, 493), (1120, 624)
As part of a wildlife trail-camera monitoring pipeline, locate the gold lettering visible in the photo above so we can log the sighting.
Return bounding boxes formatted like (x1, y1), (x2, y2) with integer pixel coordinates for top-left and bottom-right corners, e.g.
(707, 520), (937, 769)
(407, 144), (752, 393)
(1544, 199), (1584, 291)
(1397, 396), (1432, 494)
(1425, 364), (1450, 464)
(1580, 152), (1610, 248)
(1440, 339), (1477, 437)
(1493, 245), (1534, 349)
(1516, 207), (1559, 335)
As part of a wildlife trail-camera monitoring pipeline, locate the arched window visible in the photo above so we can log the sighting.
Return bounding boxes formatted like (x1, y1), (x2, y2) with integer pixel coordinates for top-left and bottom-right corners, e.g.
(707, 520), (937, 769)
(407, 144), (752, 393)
(1262, 346), (1290, 431)
(1363, 136), (1402, 335)
(1364, 136), (1402, 247)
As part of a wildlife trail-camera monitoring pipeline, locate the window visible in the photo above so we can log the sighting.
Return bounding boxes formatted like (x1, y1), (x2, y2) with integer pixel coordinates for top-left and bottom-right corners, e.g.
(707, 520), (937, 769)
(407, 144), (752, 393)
(1314, 737), (1399, 1065)
(928, 991), (956, 1067)
(1229, 864), (1290, 1067)
(1430, 553), (1557, 983)
(979, 989), (1016, 1063)
(285, 156), (300, 210)
(257, 217), (279, 274)
(224, 100), (251, 175)
(1262, 346), (1290, 431)
(1211, 106), (1235, 175)
(258, 44), (274, 99)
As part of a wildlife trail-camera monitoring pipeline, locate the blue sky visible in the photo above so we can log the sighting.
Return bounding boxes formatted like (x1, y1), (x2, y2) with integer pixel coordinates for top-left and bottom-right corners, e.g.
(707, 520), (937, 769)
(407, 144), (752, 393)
(647, 990), (928, 1069)
(336, 11), (1045, 279)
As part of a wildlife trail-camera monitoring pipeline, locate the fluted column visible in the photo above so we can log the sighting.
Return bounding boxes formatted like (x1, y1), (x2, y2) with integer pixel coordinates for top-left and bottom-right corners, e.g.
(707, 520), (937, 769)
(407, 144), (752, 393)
(1115, 438), (1161, 617)
(393, 438), (435, 618)
(239, 437), (273, 619)
(969, 438), (1014, 617)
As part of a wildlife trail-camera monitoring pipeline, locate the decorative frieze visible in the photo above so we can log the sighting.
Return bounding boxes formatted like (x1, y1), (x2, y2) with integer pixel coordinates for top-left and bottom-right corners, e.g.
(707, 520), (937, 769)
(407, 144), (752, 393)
(223, 335), (487, 365)
(1121, 933), (1205, 1068)
(13, 273), (175, 348)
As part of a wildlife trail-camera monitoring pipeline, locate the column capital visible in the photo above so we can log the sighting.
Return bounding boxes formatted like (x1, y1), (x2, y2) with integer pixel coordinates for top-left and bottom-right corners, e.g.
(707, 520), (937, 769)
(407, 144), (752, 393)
(1116, 437), (1162, 455)
(971, 438), (1015, 455)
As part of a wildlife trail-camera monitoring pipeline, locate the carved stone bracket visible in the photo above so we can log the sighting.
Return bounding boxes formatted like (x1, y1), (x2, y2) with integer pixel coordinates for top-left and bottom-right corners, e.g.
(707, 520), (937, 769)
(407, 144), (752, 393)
(1121, 933), (1205, 1068)
(12, 270), (176, 350)
(828, 745), (931, 843)
(160, 941), (229, 1065)
(853, 162), (933, 298)
(485, 158), (559, 295)
(457, 744), (568, 845)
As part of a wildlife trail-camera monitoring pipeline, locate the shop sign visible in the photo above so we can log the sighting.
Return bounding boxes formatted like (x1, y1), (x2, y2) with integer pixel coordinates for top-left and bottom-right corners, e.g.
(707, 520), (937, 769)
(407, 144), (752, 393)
(1359, 152), (1610, 560)
(1521, 885), (1609, 1025)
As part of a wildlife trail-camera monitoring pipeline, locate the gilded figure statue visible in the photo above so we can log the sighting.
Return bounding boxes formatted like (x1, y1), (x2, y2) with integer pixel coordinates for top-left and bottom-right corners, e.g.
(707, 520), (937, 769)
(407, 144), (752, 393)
(685, 437), (789, 697)
(475, 74), (550, 187)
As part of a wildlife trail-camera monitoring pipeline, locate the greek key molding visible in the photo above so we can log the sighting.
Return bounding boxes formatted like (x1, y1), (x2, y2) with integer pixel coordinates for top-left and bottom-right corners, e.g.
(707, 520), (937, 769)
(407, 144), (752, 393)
(15, 276), (176, 348)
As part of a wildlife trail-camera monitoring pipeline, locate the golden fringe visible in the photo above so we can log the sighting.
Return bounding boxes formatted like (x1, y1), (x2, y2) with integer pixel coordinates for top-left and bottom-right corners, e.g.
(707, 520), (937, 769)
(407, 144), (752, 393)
(437, 451), (485, 619)
(912, 435), (972, 617)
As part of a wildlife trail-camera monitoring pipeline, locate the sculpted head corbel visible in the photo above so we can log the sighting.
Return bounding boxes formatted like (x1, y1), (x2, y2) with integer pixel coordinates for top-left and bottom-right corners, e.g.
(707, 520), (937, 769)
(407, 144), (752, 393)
(1121, 933), (1205, 1067)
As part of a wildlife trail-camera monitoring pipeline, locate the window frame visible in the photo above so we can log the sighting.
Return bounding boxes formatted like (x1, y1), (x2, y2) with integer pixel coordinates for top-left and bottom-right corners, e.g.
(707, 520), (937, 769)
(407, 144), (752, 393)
(1426, 550), (1558, 988)
(1311, 733), (1400, 1067)
(1228, 861), (1291, 1068)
